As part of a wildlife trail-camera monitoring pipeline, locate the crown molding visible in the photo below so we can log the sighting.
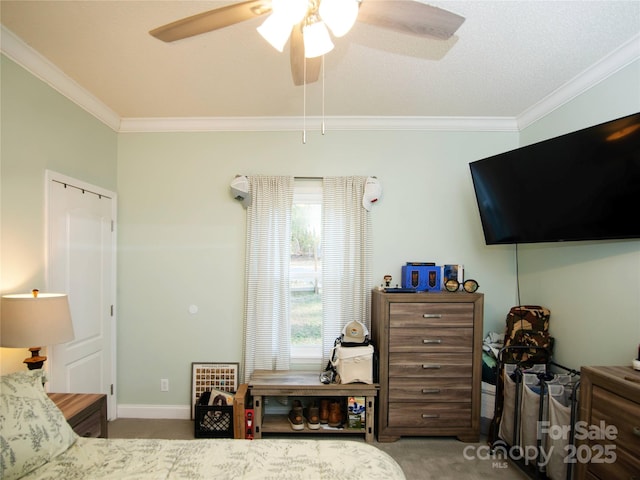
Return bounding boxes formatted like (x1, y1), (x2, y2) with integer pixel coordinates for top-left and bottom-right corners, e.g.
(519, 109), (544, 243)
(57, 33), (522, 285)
(2, 24), (637, 134)
(517, 33), (640, 130)
(118, 115), (518, 133)
(1, 25), (121, 131)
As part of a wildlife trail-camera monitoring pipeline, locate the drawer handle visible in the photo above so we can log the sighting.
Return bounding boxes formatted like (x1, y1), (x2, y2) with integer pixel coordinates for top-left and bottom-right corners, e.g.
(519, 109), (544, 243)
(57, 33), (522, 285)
(422, 388), (441, 394)
(423, 314), (442, 318)
(422, 414), (439, 419)
(633, 427), (640, 438)
(422, 364), (441, 369)
(423, 339), (442, 344)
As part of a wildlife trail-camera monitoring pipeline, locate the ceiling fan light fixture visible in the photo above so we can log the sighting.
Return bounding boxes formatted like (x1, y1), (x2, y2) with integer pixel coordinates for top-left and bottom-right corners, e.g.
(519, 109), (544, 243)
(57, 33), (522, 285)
(257, 13), (292, 52)
(303, 19), (334, 58)
(271, 0), (309, 25)
(319, 0), (360, 37)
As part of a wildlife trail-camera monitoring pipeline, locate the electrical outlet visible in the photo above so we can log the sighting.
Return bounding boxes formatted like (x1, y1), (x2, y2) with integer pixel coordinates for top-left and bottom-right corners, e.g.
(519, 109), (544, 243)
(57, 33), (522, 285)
(160, 378), (169, 392)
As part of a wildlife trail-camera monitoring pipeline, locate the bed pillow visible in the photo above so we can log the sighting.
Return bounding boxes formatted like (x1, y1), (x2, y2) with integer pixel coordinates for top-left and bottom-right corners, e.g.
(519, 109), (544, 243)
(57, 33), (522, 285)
(0, 369), (78, 480)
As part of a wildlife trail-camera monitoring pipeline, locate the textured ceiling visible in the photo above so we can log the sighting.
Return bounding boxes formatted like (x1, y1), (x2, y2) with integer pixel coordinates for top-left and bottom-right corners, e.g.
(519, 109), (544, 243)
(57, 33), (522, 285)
(1, 0), (639, 127)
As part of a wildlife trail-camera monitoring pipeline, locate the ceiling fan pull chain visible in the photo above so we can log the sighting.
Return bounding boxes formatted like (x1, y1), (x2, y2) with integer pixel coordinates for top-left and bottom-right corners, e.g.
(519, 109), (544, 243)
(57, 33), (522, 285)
(321, 55), (325, 136)
(303, 56), (307, 144)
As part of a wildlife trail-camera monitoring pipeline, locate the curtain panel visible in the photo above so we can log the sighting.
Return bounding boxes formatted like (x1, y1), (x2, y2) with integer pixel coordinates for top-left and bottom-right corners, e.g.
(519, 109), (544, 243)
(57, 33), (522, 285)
(321, 176), (372, 367)
(242, 175), (372, 380)
(242, 176), (294, 382)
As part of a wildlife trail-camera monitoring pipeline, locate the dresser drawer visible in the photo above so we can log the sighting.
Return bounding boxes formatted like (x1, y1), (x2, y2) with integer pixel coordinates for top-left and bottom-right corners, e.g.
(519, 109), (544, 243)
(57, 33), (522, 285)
(590, 385), (640, 457)
(389, 377), (472, 402)
(583, 471), (599, 480)
(390, 302), (474, 328)
(576, 366), (640, 480)
(585, 445), (640, 480)
(591, 385), (640, 457)
(389, 327), (473, 353)
(389, 352), (472, 377)
(388, 402), (471, 428)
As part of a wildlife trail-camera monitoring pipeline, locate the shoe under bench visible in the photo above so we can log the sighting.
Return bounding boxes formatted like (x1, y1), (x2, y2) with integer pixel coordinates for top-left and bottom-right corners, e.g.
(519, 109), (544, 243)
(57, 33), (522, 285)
(248, 370), (379, 443)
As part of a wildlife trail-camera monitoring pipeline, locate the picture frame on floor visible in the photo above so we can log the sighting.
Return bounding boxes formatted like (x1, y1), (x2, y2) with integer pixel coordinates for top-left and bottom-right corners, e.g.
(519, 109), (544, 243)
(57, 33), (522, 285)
(191, 362), (239, 419)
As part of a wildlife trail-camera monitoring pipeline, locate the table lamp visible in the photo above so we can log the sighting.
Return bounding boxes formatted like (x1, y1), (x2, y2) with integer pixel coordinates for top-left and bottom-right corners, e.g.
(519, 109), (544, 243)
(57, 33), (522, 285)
(1, 289), (74, 369)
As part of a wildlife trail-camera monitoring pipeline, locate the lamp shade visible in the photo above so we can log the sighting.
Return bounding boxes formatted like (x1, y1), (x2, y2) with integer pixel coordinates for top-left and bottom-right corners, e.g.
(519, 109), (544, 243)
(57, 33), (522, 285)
(1, 293), (74, 348)
(319, 0), (359, 37)
(303, 21), (334, 58)
(257, 13), (292, 52)
(271, 0), (308, 26)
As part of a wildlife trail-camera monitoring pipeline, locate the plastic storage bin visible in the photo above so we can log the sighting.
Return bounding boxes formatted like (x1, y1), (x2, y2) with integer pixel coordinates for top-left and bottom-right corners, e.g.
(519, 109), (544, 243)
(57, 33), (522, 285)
(194, 404), (234, 438)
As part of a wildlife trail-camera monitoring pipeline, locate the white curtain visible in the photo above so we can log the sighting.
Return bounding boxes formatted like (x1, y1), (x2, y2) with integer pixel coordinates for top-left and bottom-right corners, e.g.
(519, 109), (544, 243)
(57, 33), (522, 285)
(242, 175), (294, 382)
(321, 176), (372, 367)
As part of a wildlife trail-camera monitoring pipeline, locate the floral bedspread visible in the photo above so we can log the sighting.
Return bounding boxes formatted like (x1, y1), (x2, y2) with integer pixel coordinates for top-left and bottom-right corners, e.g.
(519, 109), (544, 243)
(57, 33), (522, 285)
(21, 437), (406, 480)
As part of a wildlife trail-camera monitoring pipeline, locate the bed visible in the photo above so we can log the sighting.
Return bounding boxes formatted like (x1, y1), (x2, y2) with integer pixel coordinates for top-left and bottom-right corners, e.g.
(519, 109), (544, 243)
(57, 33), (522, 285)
(1, 370), (405, 480)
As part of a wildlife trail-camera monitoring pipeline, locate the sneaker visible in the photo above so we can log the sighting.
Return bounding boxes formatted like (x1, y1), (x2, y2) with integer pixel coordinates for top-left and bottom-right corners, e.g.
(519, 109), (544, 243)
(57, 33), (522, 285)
(328, 400), (342, 427)
(304, 401), (320, 430)
(288, 400), (304, 431)
(319, 399), (330, 424)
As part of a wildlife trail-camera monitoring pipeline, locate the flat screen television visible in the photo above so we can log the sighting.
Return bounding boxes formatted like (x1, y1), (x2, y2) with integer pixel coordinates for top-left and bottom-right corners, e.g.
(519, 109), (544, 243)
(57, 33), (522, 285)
(469, 112), (640, 245)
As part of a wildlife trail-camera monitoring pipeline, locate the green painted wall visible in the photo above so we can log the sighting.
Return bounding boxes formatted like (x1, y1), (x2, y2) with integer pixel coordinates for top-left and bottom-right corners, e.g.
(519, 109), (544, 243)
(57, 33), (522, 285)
(116, 128), (518, 405)
(517, 59), (640, 370)
(0, 56), (117, 373)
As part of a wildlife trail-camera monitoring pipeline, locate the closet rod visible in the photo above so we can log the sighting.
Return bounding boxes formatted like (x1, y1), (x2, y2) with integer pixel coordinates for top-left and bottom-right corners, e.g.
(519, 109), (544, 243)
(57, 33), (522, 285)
(51, 179), (112, 200)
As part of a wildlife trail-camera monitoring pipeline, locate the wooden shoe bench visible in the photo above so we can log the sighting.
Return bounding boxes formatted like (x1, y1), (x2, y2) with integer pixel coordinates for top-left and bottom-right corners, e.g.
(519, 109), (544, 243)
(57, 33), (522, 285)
(248, 370), (379, 442)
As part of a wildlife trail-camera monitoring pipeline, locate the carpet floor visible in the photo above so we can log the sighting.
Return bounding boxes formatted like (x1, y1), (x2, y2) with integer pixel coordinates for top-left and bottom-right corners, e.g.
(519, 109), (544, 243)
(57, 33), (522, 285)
(108, 418), (531, 480)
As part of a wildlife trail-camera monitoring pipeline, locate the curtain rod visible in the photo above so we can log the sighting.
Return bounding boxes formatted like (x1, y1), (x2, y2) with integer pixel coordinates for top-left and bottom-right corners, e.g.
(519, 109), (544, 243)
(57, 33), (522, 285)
(294, 176), (377, 180)
(239, 176), (376, 180)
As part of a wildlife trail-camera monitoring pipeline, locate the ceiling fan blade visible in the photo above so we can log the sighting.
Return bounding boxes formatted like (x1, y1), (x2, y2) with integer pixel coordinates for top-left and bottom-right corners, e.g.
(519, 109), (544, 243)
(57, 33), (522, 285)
(290, 23), (321, 86)
(357, 0), (465, 40)
(149, 0), (271, 42)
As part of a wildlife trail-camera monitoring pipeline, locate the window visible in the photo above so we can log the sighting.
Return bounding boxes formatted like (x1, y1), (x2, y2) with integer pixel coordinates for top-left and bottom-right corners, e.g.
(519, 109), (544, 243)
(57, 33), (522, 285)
(290, 180), (322, 362)
(242, 175), (371, 382)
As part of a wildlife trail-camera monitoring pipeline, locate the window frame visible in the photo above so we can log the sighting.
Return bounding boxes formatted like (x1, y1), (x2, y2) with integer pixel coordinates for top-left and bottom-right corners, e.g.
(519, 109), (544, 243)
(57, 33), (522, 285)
(290, 179), (323, 365)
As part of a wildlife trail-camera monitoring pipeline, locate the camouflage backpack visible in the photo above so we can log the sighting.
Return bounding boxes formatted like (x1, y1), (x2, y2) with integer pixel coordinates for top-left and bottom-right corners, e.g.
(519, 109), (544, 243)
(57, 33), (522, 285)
(503, 305), (551, 365)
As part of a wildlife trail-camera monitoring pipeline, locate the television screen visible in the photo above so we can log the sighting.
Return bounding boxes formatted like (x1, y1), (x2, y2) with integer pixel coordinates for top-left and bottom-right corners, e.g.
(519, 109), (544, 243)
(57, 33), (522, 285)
(470, 112), (640, 245)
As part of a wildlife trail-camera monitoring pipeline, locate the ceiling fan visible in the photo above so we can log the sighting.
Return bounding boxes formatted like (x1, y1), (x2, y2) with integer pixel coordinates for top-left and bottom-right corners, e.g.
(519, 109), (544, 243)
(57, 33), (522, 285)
(149, 0), (465, 86)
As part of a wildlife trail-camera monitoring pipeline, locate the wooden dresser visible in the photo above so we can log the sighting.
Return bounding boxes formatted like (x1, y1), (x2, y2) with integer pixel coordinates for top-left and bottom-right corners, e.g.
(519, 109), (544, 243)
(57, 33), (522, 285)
(371, 289), (483, 442)
(575, 366), (640, 479)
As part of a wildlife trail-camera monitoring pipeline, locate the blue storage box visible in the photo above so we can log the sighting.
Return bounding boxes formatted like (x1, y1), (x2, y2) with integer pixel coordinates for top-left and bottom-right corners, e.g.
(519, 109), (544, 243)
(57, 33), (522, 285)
(401, 265), (441, 292)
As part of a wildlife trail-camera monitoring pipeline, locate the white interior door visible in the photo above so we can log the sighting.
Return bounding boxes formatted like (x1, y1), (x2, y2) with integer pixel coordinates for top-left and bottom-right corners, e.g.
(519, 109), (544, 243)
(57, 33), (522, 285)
(46, 171), (116, 419)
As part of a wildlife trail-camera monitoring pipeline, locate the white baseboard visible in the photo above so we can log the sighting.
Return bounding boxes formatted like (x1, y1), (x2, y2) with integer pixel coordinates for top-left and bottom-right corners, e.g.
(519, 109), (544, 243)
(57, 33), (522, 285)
(117, 404), (191, 420)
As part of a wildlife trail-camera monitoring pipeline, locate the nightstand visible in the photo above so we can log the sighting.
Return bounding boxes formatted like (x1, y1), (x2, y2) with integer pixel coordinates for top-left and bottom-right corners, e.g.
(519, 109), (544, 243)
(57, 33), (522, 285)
(48, 393), (108, 438)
